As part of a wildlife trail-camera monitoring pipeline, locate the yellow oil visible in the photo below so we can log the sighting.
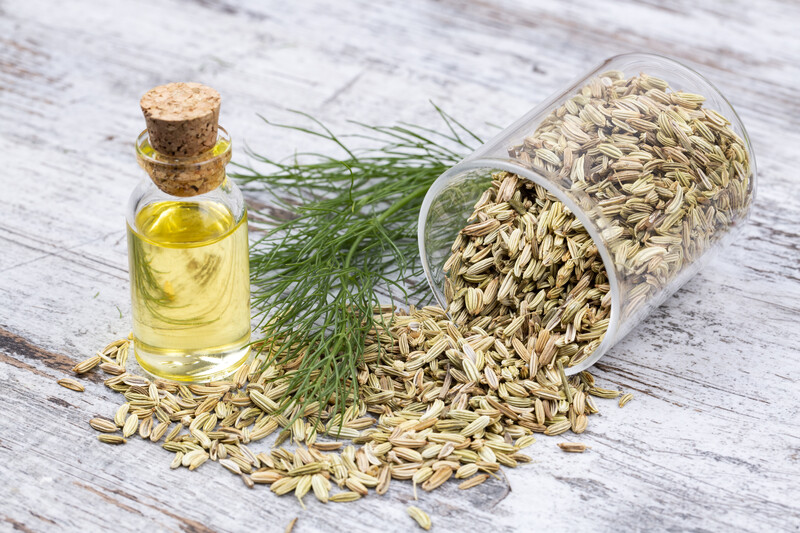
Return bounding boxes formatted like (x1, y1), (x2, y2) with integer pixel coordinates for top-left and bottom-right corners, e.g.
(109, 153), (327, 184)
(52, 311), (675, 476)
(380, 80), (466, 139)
(127, 200), (251, 381)
(138, 135), (231, 160)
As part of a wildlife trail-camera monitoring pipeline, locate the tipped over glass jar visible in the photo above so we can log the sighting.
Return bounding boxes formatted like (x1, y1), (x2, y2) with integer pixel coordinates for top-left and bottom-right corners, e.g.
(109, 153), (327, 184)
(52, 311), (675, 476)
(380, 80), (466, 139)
(419, 53), (756, 375)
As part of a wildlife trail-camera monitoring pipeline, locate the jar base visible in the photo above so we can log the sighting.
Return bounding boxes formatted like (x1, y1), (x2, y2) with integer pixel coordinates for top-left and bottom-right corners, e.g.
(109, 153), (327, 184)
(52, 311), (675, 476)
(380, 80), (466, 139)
(133, 335), (251, 383)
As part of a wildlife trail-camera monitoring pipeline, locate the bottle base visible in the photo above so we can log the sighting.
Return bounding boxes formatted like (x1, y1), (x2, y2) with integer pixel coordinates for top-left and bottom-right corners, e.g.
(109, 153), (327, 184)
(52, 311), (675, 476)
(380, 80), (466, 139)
(133, 337), (251, 383)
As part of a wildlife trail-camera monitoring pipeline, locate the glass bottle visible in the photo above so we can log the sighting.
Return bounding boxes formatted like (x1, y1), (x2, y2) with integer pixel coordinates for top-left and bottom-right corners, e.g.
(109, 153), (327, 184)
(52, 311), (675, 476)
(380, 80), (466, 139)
(418, 53), (756, 374)
(126, 83), (251, 382)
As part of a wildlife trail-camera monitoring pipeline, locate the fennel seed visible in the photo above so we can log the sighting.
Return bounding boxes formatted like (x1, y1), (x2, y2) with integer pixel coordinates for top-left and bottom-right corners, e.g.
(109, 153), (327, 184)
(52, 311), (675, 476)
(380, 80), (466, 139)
(57, 378), (85, 392)
(558, 442), (589, 453)
(89, 417), (118, 433)
(407, 506), (432, 531)
(98, 434), (126, 445)
(458, 474), (490, 490)
(619, 392), (634, 407)
(72, 355), (101, 374)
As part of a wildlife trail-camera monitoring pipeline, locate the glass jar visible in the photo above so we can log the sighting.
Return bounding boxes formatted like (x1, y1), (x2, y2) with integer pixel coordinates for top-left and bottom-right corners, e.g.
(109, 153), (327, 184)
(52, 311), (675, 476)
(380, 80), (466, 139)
(418, 53), (756, 374)
(127, 126), (251, 382)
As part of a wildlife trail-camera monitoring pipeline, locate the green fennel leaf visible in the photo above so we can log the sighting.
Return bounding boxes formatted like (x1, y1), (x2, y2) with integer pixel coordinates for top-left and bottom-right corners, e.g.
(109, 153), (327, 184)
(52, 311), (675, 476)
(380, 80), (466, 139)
(230, 105), (480, 425)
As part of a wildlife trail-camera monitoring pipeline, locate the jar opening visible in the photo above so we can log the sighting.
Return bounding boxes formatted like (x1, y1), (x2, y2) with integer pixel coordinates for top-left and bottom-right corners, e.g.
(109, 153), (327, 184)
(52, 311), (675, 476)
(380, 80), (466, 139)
(418, 160), (621, 375)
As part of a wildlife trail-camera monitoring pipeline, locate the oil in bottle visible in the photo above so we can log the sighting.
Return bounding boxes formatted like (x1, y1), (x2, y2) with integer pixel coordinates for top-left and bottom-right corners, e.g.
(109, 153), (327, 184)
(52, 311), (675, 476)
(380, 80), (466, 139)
(127, 200), (250, 381)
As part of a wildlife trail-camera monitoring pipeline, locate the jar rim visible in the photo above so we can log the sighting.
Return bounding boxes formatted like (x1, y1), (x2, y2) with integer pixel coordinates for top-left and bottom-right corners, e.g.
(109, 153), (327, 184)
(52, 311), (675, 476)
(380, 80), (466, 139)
(417, 159), (621, 375)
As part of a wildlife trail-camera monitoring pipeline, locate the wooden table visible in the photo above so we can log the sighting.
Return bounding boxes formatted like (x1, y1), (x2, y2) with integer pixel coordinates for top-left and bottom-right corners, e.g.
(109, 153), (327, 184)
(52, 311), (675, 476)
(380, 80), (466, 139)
(2, 1), (798, 531)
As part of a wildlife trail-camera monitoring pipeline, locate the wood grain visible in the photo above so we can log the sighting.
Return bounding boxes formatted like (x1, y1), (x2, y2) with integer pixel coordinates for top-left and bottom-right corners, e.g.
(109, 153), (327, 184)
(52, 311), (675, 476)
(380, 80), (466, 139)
(1, 0), (799, 532)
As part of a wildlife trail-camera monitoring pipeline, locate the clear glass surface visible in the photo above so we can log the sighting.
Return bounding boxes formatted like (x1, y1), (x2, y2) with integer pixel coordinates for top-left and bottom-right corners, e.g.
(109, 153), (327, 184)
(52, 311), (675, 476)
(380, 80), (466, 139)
(127, 128), (251, 382)
(419, 53), (756, 374)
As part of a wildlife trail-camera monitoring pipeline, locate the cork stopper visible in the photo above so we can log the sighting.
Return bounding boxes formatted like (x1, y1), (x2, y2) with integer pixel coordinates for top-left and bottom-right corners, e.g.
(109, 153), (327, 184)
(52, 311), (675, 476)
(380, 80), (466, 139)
(137, 83), (230, 197)
(140, 82), (220, 157)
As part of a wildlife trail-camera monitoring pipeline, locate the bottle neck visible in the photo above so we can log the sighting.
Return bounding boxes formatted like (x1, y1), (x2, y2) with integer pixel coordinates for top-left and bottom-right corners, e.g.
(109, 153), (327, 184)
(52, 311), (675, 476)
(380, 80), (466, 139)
(135, 126), (232, 197)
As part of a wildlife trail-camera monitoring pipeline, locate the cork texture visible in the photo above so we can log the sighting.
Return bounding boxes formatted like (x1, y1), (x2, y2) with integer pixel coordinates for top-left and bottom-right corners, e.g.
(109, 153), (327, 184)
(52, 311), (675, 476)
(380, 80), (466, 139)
(137, 149), (231, 197)
(140, 82), (220, 157)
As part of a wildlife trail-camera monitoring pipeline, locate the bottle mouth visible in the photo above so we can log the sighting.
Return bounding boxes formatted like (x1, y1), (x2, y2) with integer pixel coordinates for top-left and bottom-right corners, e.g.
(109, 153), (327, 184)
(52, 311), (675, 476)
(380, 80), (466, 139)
(136, 126), (232, 166)
(417, 159), (622, 375)
(135, 126), (232, 197)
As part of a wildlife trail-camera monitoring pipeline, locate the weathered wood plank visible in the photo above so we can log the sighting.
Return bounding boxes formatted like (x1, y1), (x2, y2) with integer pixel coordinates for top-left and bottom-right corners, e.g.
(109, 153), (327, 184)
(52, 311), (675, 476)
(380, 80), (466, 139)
(1, 0), (799, 531)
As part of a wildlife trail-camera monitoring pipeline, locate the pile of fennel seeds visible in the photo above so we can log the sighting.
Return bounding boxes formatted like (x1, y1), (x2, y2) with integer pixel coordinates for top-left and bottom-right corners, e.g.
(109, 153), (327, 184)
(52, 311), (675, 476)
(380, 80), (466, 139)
(68, 309), (626, 514)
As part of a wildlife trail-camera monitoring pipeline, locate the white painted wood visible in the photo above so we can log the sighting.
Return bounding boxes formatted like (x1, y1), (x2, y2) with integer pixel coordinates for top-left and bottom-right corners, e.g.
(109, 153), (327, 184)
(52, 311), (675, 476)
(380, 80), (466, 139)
(1, 0), (799, 531)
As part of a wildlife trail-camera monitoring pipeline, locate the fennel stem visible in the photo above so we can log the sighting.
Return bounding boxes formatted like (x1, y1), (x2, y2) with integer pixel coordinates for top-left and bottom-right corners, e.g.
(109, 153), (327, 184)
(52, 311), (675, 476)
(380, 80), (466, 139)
(232, 106), (480, 426)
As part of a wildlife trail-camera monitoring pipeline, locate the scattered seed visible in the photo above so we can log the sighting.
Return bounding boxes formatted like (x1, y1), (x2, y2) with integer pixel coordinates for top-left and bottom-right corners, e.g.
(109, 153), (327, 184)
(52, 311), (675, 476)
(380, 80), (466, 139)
(544, 420), (572, 436)
(558, 442), (589, 453)
(220, 459), (242, 475)
(122, 413), (138, 437)
(113, 403), (129, 427)
(407, 506), (432, 531)
(251, 471), (283, 484)
(311, 473), (330, 503)
(150, 421), (169, 442)
(57, 378), (84, 392)
(330, 491), (361, 503)
(170, 452), (183, 469)
(98, 434), (126, 445)
(458, 474), (490, 490)
(619, 393), (634, 407)
(89, 417), (118, 433)
(72, 355), (101, 374)
(421, 467), (452, 491)
(138, 417), (153, 439)
(99, 362), (126, 375)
